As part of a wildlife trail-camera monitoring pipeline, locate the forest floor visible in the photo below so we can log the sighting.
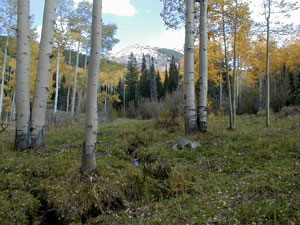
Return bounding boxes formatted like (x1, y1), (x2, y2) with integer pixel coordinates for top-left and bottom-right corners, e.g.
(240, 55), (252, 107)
(0, 112), (299, 225)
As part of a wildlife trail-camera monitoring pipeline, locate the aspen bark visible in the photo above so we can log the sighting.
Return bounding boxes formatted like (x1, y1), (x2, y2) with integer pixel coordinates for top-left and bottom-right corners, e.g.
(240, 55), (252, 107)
(265, 1), (270, 127)
(232, 20), (237, 129)
(219, 63), (223, 107)
(66, 50), (72, 113)
(197, 0), (208, 133)
(15, 0), (31, 150)
(10, 92), (15, 122)
(259, 72), (263, 111)
(222, 5), (234, 129)
(0, 36), (10, 120)
(66, 85), (70, 112)
(183, 0), (198, 134)
(81, 0), (102, 174)
(77, 54), (88, 114)
(53, 44), (60, 116)
(31, 0), (57, 148)
(71, 41), (81, 120)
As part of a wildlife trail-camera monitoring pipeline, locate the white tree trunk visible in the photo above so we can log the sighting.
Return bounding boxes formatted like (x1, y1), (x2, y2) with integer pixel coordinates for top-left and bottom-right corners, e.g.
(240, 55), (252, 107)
(265, 2), (270, 127)
(53, 44), (60, 116)
(77, 54), (88, 114)
(31, 0), (57, 148)
(197, 0), (208, 133)
(232, 22), (237, 129)
(183, 0), (198, 134)
(0, 36), (10, 120)
(219, 62), (223, 107)
(66, 85), (70, 112)
(259, 72), (263, 111)
(15, 0), (31, 150)
(10, 92), (15, 122)
(81, 0), (103, 174)
(222, 5), (234, 129)
(66, 50), (72, 113)
(71, 41), (80, 120)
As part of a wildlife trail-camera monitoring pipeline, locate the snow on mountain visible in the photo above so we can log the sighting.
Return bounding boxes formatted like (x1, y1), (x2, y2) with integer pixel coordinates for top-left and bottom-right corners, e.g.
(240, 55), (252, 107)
(108, 44), (183, 69)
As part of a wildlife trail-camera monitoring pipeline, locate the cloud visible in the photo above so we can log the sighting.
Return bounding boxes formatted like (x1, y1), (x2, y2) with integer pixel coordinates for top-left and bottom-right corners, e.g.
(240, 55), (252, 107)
(146, 29), (185, 51)
(73, 0), (136, 17)
(34, 25), (42, 42)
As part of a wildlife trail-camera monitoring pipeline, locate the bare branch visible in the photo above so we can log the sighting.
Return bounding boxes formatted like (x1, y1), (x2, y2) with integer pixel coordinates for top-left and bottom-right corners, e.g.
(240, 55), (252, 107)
(0, 122), (8, 134)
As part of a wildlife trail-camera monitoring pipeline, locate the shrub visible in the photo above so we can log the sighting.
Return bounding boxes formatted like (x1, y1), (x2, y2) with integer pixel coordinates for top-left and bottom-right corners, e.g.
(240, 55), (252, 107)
(237, 87), (260, 114)
(139, 99), (162, 120)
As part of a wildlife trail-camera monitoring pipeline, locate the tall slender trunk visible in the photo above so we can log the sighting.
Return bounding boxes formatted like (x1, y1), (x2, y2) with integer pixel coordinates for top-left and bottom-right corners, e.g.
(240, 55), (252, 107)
(259, 72), (263, 111)
(265, 3), (270, 127)
(71, 41), (80, 120)
(31, 0), (57, 148)
(197, 0), (208, 133)
(15, 0), (31, 150)
(219, 62), (223, 107)
(53, 44), (60, 116)
(77, 54), (88, 114)
(81, 0), (103, 174)
(66, 85), (70, 112)
(238, 62), (242, 106)
(66, 50), (72, 113)
(222, 5), (233, 129)
(237, 59), (240, 104)
(0, 36), (10, 120)
(232, 20), (237, 129)
(244, 67), (248, 87)
(10, 92), (15, 122)
(123, 79), (126, 111)
(183, 0), (198, 134)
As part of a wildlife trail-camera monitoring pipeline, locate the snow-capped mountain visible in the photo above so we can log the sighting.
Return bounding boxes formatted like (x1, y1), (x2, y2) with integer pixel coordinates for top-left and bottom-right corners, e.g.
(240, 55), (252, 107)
(108, 44), (183, 69)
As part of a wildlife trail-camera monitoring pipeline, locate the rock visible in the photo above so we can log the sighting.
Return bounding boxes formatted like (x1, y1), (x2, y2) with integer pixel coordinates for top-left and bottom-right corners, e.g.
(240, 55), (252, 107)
(172, 138), (201, 150)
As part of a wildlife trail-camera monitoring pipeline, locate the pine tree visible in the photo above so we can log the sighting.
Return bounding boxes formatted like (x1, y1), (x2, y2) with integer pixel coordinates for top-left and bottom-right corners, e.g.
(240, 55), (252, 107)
(124, 53), (139, 106)
(156, 70), (163, 100)
(139, 54), (150, 99)
(149, 57), (158, 102)
(168, 56), (179, 92)
(163, 66), (169, 96)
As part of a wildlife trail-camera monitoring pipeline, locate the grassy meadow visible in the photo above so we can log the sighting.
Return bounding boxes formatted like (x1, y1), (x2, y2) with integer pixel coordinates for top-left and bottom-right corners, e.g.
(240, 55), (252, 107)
(0, 113), (299, 224)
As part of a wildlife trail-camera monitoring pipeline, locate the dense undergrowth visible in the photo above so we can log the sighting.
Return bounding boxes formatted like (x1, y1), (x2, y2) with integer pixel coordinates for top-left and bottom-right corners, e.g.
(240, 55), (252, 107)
(0, 113), (299, 224)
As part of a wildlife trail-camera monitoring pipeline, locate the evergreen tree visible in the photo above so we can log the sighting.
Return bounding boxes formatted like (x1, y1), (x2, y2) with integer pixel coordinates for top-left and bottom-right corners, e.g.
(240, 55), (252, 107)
(163, 66), (169, 96)
(125, 52), (139, 106)
(139, 54), (150, 98)
(150, 57), (158, 101)
(168, 56), (179, 92)
(58, 75), (68, 111)
(156, 70), (163, 100)
(114, 78), (124, 110)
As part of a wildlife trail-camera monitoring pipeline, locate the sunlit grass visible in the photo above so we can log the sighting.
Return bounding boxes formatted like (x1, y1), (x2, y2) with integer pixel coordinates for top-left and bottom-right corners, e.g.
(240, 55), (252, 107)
(0, 114), (299, 224)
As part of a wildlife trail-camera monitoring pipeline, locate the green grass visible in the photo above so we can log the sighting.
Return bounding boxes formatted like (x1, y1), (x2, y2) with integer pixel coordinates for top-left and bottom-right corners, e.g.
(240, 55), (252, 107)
(0, 115), (299, 224)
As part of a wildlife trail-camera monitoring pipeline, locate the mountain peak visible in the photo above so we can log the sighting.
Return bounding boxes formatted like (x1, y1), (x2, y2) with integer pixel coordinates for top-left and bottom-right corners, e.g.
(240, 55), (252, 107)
(108, 45), (183, 69)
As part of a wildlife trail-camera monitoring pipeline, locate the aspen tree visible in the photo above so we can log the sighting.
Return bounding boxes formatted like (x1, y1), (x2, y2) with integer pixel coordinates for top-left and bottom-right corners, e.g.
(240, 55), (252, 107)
(53, 0), (74, 118)
(31, 0), (57, 148)
(15, 0), (31, 150)
(221, 4), (233, 129)
(197, 0), (208, 133)
(183, 0), (198, 134)
(71, 40), (80, 119)
(81, 0), (102, 174)
(0, 0), (16, 120)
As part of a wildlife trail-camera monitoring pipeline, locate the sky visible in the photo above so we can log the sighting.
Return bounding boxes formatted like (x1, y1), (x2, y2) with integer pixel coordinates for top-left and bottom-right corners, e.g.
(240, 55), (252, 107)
(30, 0), (299, 53)
(30, 0), (185, 53)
